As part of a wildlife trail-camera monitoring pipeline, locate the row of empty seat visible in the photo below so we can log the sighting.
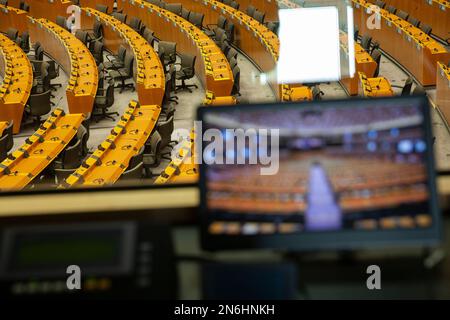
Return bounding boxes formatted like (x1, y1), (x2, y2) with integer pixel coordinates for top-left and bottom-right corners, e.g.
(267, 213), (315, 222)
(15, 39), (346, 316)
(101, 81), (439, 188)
(0, 33), (32, 133)
(0, 108), (84, 190)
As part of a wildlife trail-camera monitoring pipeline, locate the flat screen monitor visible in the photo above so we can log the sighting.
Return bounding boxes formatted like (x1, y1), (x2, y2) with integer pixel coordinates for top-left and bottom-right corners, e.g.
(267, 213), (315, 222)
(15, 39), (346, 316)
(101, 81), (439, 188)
(198, 96), (442, 251)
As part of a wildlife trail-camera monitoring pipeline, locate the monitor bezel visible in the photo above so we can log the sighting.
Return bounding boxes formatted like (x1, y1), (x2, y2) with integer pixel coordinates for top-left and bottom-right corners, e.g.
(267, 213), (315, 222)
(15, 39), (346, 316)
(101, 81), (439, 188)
(198, 96), (443, 251)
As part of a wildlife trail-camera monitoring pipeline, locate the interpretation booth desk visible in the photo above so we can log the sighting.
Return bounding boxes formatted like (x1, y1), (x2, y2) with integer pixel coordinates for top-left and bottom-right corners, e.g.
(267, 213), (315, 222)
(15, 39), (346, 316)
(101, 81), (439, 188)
(63, 101), (160, 188)
(234, 0), (279, 22)
(121, 0), (234, 97)
(0, 109), (84, 191)
(0, 4), (28, 34)
(358, 72), (394, 97)
(437, 62), (450, 127)
(0, 34), (32, 134)
(366, 0), (450, 42)
(81, 8), (165, 106)
(28, 18), (98, 115)
(352, 0), (450, 86)
(340, 32), (377, 96)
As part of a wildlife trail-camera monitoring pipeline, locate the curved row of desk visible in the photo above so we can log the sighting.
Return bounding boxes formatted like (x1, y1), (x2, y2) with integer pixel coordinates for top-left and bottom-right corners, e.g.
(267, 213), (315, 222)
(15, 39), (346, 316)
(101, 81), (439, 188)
(121, 0), (234, 97)
(0, 108), (84, 191)
(366, 0), (450, 42)
(80, 7), (165, 105)
(0, 4), (28, 34)
(352, 0), (449, 86)
(0, 33), (33, 133)
(158, 0), (311, 100)
(232, 0), (279, 22)
(63, 100), (161, 187)
(28, 17), (99, 114)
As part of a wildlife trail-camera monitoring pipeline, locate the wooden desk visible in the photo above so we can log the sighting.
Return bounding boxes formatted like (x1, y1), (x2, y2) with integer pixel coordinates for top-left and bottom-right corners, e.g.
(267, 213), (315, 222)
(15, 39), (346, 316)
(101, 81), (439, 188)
(80, 8), (165, 106)
(358, 71), (394, 97)
(352, 0), (450, 86)
(0, 34), (33, 134)
(0, 4), (28, 34)
(28, 18), (98, 115)
(0, 108), (84, 191)
(0, 121), (8, 137)
(63, 100), (161, 187)
(28, 0), (73, 22)
(203, 90), (237, 105)
(120, 0), (234, 97)
(340, 32), (377, 96)
(436, 62), (450, 127)
(78, 0), (115, 13)
(235, 0), (279, 22)
(366, 0), (450, 42)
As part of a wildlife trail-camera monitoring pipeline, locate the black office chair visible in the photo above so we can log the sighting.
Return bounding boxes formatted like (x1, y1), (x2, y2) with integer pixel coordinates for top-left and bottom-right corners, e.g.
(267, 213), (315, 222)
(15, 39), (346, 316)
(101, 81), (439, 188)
(93, 80), (119, 122)
(57, 139), (83, 169)
(128, 17), (142, 34)
(167, 64), (179, 104)
(420, 24), (432, 36)
(227, 47), (238, 61)
(371, 49), (382, 77)
(22, 2), (29, 11)
(267, 22), (278, 34)
(56, 16), (68, 30)
(360, 35), (372, 51)
(214, 29), (229, 46)
(396, 10), (409, 21)
(188, 12), (204, 28)
(407, 16), (420, 28)
(225, 22), (235, 43)
(229, 56), (238, 70)
(47, 60), (62, 91)
(25, 90), (52, 128)
(312, 86), (324, 100)
(75, 30), (89, 46)
(143, 131), (162, 177)
(0, 134), (9, 163)
(230, 1), (239, 10)
(400, 77), (413, 96)
(104, 46), (127, 70)
(91, 40), (104, 65)
(121, 162), (144, 181)
(6, 28), (18, 41)
(109, 53), (135, 92)
(4, 120), (13, 152)
(87, 20), (103, 44)
(175, 53), (197, 93)
(143, 28), (156, 47)
(412, 85), (426, 96)
(386, 5), (396, 14)
(354, 25), (359, 41)
(220, 42), (231, 57)
(254, 11), (265, 24)
(156, 115), (176, 160)
(231, 65), (240, 96)
(31, 43), (44, 61)
(162, 72), (177, 106)
(96, 3), (108, 13)
(205, 15), (227, 37)
(166, 3), (182, 15)
(18, 31), (30, 53)
(246, 5), (256, 18)
(159, 41), (177, 66)
(128, 147), (144, 171)
(112, 12), (127, 23)
(374, 0), (386, 8)
(181, 7), (190, 20)
(0, 0), (8, 6)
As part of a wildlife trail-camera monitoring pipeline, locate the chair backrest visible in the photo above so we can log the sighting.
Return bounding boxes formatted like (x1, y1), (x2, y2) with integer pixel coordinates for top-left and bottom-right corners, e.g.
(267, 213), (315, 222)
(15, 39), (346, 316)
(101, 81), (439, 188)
(217, 15), (227, 30)
(386, 5), (396, 14)
(371, 48), (382, 77)
(6, 28), (18, 41)
(312, 86), (323, 100)
(0, 134), (9, 163)
(128, 17), (142, 32)
(225, 22), (235, 43)
(29, 90), (51, 117)
(144, 31), (155, 47)
(56, 16), (67, 30)
(412, 85), (426, 96)
(227, 47), (238, 61)
(181, 7), (190, 20)
(159, 41), (177, 64)
(396, 10), (409, 21)
(220, 42), (230, 56)
(112, 12), (127, 23)
(96, 3), (108, 13)
(246, 5), (255, 17)
(121, 162), (143, 180)
(229, 56), (237, 69)
(254, 10), (265, 24)
(0, 0), (7, 6)
(75, 30), (89, 45)
(35, 45), (45, 61)
(267, 22), (278, 34)
(143, 27), (155, 39)
(231, 65), (240, 95)
(420, 24), (432, 35)
(188, 12), (204, 28)
(22, 2), (29, 11)
(146, 131), (162, 165)
(374, 0), (385, 8)
(230, 1), (239, 10)
(157, 116), (174, 150)
(401, 77), (413, 96)
(117, 46), (127, 62)
(46, 60), (58, 80)
(180, 53), (196, 78)
(105, 80), (115, 107)
(93, 21), (103, 39)
(62, 139), (82, 169)
(122, 53), (134, 76)
(223, 0), (232, 6)
(20, 31), (30, 53)
(360, 34), (372, 51)
(93, 40), (104, 63)
(128, 147), (144, 170)
(4, 120), (13, 152)
(166, 3), (182, 15)
(407, 16), (420, 27)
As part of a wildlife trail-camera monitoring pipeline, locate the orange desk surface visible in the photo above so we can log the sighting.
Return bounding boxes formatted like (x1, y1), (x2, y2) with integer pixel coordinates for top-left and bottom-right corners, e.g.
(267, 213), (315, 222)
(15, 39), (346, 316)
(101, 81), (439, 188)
(79, 0), (115, 13)
(64, 100), (161, 188)
(0, 108), (84, 191)
(120, 0), (234, 98)
(340, 32), (377, 96)
(0, 34), (33, 134)
(366, 0), (450, 42)
(0, 4), (28, 34)
(358, 72), (394, 97)
(81, 8), (165, 106)
(352, 0), (450, 86)
(28, 18), (98, 115)
(234, 0), (279, 22)
(437, 62), (450, 128)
